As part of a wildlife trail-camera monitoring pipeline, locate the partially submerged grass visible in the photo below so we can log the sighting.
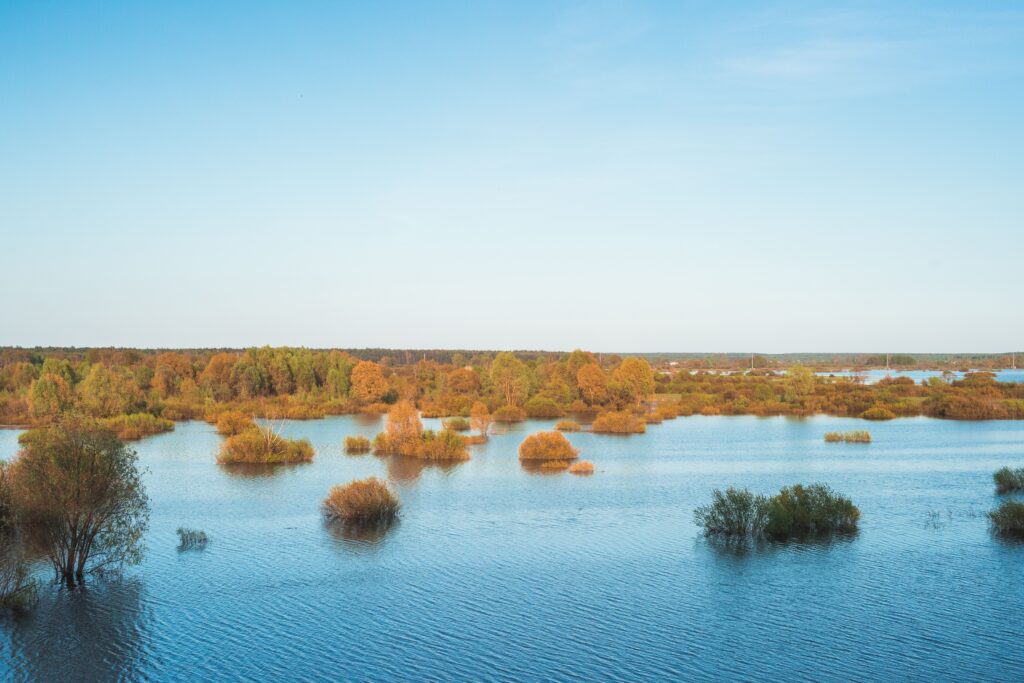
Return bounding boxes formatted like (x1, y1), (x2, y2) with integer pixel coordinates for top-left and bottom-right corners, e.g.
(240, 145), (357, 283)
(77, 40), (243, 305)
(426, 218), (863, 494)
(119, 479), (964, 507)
(568, 460), (595, 475)
(344, 435), (371, 453)
(217, 425), (314, 464)
(591, 411), (646, 434)
(824, 430), (872, 443)
(442, 417), (471, 431)
(100, 413), (174, 441)
(176, 527), (208, 550)
(555, 420), (581, 432)
(539, 460), (570, 471)
(695, 484), (859, 540)
(988, 500), (1024, 537)
(323, 477), (400, 524)
(994, 467), (1024, 494)
(518, 431), (580, 461)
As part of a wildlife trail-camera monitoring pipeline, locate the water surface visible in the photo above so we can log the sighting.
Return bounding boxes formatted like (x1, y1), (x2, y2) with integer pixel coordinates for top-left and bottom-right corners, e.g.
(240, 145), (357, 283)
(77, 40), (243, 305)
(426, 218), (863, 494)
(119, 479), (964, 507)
(2, 415), (1024, 681)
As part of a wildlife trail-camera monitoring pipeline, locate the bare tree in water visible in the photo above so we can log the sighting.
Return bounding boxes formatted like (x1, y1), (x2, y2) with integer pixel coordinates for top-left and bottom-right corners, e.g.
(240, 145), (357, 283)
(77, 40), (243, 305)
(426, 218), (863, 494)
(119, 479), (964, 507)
(10, 414), (149, 588)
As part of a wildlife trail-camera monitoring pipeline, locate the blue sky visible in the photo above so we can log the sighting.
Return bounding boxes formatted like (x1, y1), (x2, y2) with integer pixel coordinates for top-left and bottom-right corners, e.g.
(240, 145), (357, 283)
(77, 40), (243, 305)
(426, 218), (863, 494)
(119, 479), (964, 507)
(1, 1), (1021, 352)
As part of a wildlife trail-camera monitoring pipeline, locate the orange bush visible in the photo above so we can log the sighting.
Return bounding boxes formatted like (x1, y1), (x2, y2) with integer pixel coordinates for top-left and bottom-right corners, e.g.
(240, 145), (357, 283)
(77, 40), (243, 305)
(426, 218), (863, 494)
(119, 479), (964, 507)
(216, 411), (253, 436)
(568, 460), (595, 475)
(591, 411), (646, 434)
(322, 477), (399, 523)
(493, 405), (527, 422)
(518, 431), (580, 461)
(555, 420), (580, 432)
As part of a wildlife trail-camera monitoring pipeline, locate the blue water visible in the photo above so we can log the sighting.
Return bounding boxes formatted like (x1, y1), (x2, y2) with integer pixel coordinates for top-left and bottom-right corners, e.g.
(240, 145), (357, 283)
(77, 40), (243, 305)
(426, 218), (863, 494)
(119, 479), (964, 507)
(2, 415), (1024, 681)
(817, 369), (1024, 384)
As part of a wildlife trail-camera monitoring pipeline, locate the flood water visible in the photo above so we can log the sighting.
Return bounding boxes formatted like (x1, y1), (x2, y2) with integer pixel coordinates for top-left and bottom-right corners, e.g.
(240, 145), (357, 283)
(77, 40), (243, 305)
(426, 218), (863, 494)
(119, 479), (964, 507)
(2, 414), (1024, 681)
(818, 369), (1024, 384)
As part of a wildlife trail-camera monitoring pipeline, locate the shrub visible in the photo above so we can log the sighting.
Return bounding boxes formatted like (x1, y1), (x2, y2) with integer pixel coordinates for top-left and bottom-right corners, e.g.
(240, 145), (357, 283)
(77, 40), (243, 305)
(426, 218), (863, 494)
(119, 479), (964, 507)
(539, 460), (570, 471)
(100, 413), (175, 441)
(861, 405), (896, 420)
(655, 403), (679, 420)
(695, 484), (859, 539)
(643, 413), (663, 424)
(568, 460), (595, 475)
(462, 434), (487, 445)
(694, 487), (768, 536)
(417, 430), (470, 461)
(344, 435), (371, 453)
(443, 417), (471, 431)
(493, 405), (527, 422)
(217, 425), (314, 464)
(285, 404), (325, 420)
(176, 527), (208, 550)
(994, 467), (1024, 494)
(764, 484), (860, 538)
(216, 411), (253, 436)
(591, 411), (646, 434)
(555, 420), (580, 432)
(823, 431), (872, 443)
(519, 431), (580, 461)
(0, 462), (13, 530)
(0, 545), (37, 613)
(524, 396), (564, 419)
(322, 477), (400, 523)
(989, 500), (1024, 536)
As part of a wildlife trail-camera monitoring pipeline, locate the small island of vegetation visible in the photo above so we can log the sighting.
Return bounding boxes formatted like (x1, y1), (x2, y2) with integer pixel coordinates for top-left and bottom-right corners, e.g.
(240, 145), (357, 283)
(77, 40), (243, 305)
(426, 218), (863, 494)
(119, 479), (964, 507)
(322, 477), (400, 524)
(217, 423), (314, 465)
(695, 484), (860, 540)
(824, 431), (872, 443)
(993, 467), (1024, 494)
(518, 431), (580, 461)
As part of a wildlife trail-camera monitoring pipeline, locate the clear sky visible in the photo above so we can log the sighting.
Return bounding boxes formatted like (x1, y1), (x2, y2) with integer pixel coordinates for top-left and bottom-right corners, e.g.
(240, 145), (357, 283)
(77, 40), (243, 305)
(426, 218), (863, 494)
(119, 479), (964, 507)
(1, 1), (1021, 352)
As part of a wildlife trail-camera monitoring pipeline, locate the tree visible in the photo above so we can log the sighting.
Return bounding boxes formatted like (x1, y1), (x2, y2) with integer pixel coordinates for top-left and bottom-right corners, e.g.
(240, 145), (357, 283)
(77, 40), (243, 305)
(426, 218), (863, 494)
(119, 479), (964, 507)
(79, 364), (143, 417)
(385, 401), (422, 452)
(10, 415), (149, 588)
(612, 357), (655, 409)
(576, 363), (609, 405)
(29, 373), (73, 419)
(470, 401), (492, 437)
(351, 361), (388, 405)
(490, 353), (528, 406)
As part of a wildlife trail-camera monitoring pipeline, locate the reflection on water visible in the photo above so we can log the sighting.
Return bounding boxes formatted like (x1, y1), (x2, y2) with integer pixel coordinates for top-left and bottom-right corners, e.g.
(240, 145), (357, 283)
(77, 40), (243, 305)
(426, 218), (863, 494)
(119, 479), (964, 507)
(381, 454), (464, 484)
(2, 415), (1024, 680)
(324, 518), (399, 549)
(2, 579), (148, 681)
(217, 461), (312, 479)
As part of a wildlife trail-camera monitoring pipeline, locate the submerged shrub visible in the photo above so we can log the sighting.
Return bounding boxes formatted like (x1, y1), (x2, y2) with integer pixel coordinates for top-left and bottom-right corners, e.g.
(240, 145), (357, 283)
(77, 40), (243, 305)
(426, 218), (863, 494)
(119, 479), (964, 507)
(764, 484), (860, 538)
(861, 405), (896, 420)
(568, 460), (595, 475)
(0, 545), (37, 613)
(994, 467), (1024, 494)
(176, 527), (208, 550)
(100, 413), (174, 441)
(695, 484), (859, 540)
(344, 435), (371, 453)
(694, 488), (769, 536)
(518, 431), (580, 461)
(417, 430), (470, 461)
(539, 460), (570, 471)
(442, 417), (471, 432)
(988, 500), (1024, 536)
(555, 420), (580, 432)
(493, 405), (527, 423)
(217, 425), (314, 464)
(824, 431), (872, 443)
(591, 411), (646, 434)
(323, 477), (400, 524)
(216, 411), (253, 436)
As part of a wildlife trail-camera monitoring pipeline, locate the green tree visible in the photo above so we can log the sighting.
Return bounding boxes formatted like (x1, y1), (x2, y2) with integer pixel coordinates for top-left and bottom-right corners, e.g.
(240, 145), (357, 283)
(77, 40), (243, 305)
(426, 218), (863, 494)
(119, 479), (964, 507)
(490, 353), (529, 406)
(11, 415), (149, 588)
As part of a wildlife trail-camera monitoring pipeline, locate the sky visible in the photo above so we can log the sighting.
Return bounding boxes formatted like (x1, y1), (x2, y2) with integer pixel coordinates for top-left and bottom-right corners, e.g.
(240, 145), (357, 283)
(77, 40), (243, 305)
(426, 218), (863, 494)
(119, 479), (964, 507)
(1, 1), (1022, 353)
